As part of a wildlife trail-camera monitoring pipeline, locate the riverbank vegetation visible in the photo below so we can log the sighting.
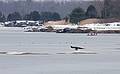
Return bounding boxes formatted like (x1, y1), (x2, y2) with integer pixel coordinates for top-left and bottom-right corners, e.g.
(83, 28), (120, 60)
(0, 0), (120, 24)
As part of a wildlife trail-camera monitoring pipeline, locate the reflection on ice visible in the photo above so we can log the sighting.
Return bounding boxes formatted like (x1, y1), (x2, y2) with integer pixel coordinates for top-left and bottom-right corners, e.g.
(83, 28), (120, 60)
(72, 50), (96, 54)
(0, 50), (97, 55)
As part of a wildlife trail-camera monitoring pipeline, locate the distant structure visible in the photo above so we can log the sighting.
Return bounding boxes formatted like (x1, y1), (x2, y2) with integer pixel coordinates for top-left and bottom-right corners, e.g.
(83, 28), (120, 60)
(79, 18), (120, 33)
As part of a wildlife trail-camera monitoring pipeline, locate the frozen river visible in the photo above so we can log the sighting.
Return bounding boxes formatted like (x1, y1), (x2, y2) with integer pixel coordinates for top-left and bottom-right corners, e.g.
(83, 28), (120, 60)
(0, 32), (120, 74)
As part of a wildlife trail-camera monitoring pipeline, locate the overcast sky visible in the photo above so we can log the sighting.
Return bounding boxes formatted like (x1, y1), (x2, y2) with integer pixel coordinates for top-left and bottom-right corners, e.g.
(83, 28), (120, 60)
(0, 0), (96, 2)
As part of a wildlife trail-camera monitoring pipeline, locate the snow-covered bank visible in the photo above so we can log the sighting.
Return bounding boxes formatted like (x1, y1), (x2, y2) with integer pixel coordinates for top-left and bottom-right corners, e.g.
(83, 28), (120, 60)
(0, 27), (25, 32)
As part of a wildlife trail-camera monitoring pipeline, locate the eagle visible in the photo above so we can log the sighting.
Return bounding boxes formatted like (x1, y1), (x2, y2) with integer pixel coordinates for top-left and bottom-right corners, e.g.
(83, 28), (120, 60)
(70, 46), (84, 51)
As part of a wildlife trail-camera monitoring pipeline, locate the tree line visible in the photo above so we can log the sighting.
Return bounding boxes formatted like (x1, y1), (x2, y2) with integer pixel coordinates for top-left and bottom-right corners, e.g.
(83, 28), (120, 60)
(69, 0), (120, 24)
(0, 11), (61, 22)
(101, 0), (120, 19)
(0, 4), (98, 24)
(69, 5), (97, 24)
(0, 0), (120, 24)
(0, 0), (95, 18)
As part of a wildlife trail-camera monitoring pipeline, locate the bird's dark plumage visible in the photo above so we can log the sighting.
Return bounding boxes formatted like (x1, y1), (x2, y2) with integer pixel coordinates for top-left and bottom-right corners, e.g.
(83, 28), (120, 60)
(70, 46), (84, 51)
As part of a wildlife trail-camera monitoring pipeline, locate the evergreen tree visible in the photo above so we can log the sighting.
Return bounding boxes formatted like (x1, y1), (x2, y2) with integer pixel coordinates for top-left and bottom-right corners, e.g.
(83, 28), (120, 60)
(7, 12), (22, 21)
(29, 11), (40, 21)
(40, 12), (61, 21)
(23, 14), (31, 20)
(86, 5), (97, 18)
(40, 12), (53, 21)
(52, 12), (61, 21)
(69, 7), (86, 24)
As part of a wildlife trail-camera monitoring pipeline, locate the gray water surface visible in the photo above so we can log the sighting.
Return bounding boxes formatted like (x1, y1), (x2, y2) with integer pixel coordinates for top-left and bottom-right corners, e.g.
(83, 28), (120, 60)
(0, 32), (120, 74)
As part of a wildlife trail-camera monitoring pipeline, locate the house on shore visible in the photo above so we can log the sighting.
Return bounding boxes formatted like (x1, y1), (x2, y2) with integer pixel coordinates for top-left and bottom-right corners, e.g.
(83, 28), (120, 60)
(79, 18), (120, 33)
(4, 20), (42, 27)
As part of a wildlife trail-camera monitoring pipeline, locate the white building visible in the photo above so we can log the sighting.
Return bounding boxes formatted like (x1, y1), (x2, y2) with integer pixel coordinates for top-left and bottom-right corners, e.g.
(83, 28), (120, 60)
(80, 22), (120, 31)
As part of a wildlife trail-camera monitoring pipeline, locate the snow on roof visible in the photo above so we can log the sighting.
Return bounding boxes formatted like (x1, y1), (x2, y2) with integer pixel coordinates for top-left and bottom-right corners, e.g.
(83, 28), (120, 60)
(27, 21), (36, 23)
(16, 20), (27, 23)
